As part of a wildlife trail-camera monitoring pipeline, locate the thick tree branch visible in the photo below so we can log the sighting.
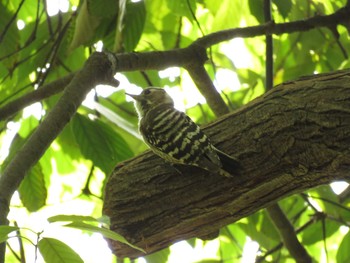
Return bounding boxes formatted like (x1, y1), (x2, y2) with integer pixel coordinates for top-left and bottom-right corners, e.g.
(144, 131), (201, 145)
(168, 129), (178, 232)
(262, 2), (312, 261)
(103, 69), (350, 258)
(185, 63), (229, 116)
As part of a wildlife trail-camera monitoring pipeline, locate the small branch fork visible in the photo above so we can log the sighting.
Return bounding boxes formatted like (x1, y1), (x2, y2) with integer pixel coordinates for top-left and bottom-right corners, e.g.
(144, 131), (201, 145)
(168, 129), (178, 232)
(0, 4), (350, 262)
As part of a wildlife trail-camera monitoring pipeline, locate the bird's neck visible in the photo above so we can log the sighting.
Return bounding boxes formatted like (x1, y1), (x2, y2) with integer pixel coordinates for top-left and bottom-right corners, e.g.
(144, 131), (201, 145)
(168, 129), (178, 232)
(138, 102), (174, 119)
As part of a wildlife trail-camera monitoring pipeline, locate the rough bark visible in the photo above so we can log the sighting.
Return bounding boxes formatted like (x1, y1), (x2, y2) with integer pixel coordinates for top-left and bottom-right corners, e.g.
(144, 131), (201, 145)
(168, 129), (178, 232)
(103, 69), (350, 258)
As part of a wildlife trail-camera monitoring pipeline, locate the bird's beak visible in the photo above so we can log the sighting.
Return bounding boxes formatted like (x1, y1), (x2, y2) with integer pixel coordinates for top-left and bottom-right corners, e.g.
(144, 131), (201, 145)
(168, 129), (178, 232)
(125, 92), (142, 101)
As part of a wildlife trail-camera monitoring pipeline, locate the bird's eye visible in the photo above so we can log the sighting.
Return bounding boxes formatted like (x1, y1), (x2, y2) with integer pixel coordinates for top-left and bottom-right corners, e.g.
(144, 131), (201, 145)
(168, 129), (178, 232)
(144, 89), (151, 95)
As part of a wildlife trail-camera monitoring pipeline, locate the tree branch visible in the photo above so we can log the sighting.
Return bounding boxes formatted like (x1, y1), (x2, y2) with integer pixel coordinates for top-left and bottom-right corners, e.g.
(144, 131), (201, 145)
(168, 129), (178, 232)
(196, 5), (350, 48)
(103, 69), (350, 258)
(0, 73), (75, 121)
(262, 2), (312, 262)
(0, 52), (119, 262)
(185, 63), (229, 116)
(0, 5), (349, 120)
(266, 205), (312, 263)
(264, 0), (273, 91)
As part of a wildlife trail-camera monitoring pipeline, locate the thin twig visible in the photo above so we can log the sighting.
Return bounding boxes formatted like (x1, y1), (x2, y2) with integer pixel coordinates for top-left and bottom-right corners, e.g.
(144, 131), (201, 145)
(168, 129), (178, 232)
(265, 205), (313, 263)
(14, 222), (26, 263)
(264, 0), (273, 91)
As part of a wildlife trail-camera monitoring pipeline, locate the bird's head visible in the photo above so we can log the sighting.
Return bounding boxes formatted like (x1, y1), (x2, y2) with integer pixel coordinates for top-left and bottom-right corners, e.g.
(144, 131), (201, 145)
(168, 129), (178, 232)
(126, 87), (174, 118)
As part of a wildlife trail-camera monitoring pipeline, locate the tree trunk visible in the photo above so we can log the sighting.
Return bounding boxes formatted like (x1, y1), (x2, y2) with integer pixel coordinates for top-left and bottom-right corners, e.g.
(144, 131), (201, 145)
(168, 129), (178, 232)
(103, 69), (350, 258)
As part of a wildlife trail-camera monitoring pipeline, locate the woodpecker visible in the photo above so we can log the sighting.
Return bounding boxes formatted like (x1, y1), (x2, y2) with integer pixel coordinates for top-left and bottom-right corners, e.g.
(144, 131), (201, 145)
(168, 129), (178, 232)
(126, 87), (240, 177)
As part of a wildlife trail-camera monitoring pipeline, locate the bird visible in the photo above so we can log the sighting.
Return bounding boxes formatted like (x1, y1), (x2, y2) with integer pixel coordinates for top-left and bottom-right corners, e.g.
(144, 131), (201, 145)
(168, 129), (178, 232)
(126, 87), (240, 177)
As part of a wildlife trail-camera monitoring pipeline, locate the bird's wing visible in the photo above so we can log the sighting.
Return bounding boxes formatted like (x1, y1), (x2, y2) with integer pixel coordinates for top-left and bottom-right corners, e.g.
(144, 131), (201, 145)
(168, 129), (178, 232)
(141, 105), (219, 167)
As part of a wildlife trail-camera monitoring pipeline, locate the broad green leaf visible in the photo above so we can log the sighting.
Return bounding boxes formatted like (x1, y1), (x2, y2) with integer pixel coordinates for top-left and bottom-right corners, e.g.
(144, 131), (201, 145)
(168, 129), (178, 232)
(93, 101), (140, 139)
(248, 0), (264, 23)
(55, 122), (82, 161)
(1, 134), (47, 209)
(186, 103), (215, 125)
(308, 186), (343, 218)
(38, 237), (83, 263)
(122, 1), (146, 51)
(273, 0), (292, 19)
(210, 0), (242, 31)
(166, 0), (196, 21)
(238, 211), (276, 250)
(63, 221), (145, 253)
(17, 14), (71, 89)
(18, 163), (47, 212)
(87, 0), (118, 18)
(1, 134), (25, 172)
(18, 116), (39, 138)
(0, 226), (19, 243)
(220, 224), (247, 260)
(122, 71), (162, 88)
(260, 211), (280, 241)
(204, 0), (221, 15)
(71, 113), (134, 174)
(301, 219), (340, 246)
(48, 215), (98, 223)
(336, 232), (350, 263)
(69, 0), (101, 51)
(144, 247), (170, 263)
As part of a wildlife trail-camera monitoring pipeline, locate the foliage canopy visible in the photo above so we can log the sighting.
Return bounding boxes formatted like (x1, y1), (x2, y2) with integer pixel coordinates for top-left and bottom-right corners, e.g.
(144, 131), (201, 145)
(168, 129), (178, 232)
(1, 0), (350, 262)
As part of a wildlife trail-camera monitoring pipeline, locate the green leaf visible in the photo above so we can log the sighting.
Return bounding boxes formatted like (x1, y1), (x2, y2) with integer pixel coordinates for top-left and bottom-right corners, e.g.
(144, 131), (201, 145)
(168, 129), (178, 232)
(18, 163), (47, 212)
(166, 0), (196, 21)
(209, 0), (242, 31)
(71, 113), (134, 174)
(1, 134), (46, 212)
(337, 232), (350, 263)
(273, 0), (292, 19)
(248, 0), (264, 23)
(122, 1), (146, 51)
(18, 116), (39, 138)
(144, 247), (170, 263)
(69, 0), (101, 51)
(1, 134), (25, 172)
(204, 0), (221, 15)
(122, 71), (162, 88)
(17, 14), (71, 87)
(301, 220), (340, 246)
(63, 221), (145, 253)
(238, 211), (277, 250)
(310, 186), (341, 217)
(0, 2), (20, 71)
(87, 0), (119, 18)
(38, 237), (83, 263)
(0, 226), (19, 243)
(220, 225), (247, 260)
(48, 215), (98, 223)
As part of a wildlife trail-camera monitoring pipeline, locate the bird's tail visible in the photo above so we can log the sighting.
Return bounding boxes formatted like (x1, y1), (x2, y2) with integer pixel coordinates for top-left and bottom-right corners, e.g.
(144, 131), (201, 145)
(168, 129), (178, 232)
(214, 147), (241, 177)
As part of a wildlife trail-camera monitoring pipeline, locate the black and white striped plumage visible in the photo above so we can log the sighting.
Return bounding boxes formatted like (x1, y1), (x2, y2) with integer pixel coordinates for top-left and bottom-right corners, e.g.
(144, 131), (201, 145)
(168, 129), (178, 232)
(126, 87), (238, 177)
